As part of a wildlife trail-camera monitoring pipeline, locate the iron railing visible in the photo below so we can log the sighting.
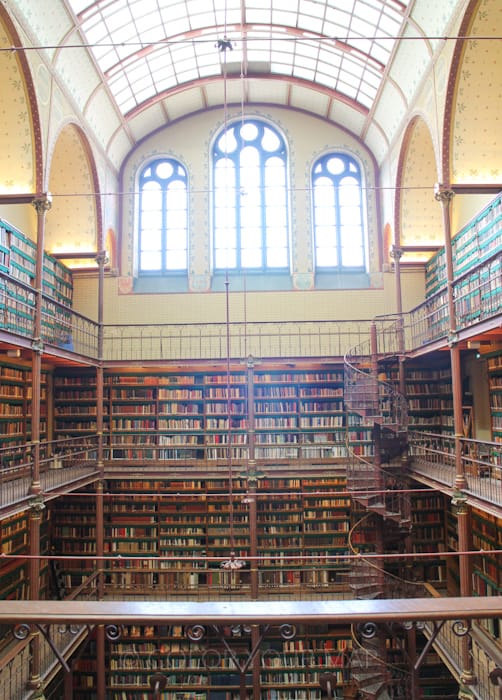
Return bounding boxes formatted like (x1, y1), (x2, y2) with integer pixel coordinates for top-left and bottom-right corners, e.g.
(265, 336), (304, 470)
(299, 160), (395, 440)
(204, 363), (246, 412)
(0, 436), (99, 511)
(408, 431), (502, 507)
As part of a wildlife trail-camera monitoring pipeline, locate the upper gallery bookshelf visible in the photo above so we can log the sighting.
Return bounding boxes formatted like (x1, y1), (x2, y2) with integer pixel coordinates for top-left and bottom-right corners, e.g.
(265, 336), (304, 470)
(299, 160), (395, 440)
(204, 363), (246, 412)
(487, 352), (502, 455)
(425, 191), (502, 298)
(0, 218), (73, 343)
(53, 364), (355, 462)
(0, 357), (48, 448)
(404, 359), (453, 434)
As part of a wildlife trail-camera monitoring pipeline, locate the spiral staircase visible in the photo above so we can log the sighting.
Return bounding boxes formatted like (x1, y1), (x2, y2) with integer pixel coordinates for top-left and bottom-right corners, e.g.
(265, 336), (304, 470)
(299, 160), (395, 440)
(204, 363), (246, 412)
(344, 342), (412, 699)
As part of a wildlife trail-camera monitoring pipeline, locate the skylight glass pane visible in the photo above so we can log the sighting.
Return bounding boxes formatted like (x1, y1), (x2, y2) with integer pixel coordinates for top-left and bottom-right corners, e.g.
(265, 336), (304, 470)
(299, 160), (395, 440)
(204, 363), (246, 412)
(296, 42), (320, 61)
(355, 3), (380, 24)
(67, 0), (409, 116)
(300, 16), (323, 33)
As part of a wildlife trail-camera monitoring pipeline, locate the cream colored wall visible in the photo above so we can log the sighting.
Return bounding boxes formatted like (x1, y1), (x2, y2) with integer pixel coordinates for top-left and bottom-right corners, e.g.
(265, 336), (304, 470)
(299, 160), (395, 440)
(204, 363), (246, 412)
(73, 268), (426, 326)
(451, 194), (497, 238)
(0, 202), (36, 240)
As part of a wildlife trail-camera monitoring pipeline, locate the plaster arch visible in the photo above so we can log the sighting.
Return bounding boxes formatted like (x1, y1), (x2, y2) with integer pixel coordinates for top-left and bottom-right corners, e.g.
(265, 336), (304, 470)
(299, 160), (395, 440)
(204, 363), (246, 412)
(46, 123), (102, 256)
(396, 116), (443, 261)
(0, 5), (42, 196)
(445, 0), (502, 184)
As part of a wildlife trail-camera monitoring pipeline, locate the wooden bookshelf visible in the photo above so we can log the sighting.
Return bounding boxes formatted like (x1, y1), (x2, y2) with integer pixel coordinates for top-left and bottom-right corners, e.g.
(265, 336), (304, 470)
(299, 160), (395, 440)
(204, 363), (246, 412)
(60, 476), (353, 698)
(404, 358), (453, 434)
(0, 512), (28, 601)
(471, 507), (502, 639)
(410, 489), (446, 586)
(425, 191), (502, 298)
(50, 475), (353, 600)
(53, 369), (98, 437)
(0, 358), (48, 448)
(72, 621), (350, 699)
(487, 353), (502, 456)
(53, 364), (349, 462)
(50, 488), (97, 589)
(0, 218), (73, 341)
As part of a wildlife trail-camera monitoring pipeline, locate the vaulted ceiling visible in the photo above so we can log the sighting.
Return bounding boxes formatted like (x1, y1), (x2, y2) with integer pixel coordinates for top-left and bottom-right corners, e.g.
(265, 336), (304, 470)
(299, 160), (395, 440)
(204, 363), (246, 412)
(7, 1), (466, 169)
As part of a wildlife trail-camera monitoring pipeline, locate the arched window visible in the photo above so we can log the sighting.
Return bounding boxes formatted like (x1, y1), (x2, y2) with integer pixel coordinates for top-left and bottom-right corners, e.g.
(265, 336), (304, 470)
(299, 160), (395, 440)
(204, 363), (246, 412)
(138, 158), (188, 274)
(312, 153), (366, 270)
(213, 120), (289, 271)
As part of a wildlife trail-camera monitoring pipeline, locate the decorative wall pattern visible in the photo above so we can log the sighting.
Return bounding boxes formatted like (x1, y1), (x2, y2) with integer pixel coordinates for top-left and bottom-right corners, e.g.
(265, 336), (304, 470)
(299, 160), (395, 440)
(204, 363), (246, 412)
(401, 118), (443, 256)
(452, 0), (502, 182)
(46, 125), (97, 254)
(0, 24), (34, 193)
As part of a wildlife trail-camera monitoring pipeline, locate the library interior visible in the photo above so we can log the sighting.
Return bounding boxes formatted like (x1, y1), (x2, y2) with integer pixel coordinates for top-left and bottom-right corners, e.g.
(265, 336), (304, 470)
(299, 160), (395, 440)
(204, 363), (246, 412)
(0, 0), (501, 698)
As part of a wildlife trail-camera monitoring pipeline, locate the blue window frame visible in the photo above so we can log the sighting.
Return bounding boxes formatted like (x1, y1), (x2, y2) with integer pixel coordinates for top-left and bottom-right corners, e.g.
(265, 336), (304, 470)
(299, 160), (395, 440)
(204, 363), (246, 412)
(138, 158), (188, 274)
(312, 153), (366, 270)
(213, 120), (289, 272)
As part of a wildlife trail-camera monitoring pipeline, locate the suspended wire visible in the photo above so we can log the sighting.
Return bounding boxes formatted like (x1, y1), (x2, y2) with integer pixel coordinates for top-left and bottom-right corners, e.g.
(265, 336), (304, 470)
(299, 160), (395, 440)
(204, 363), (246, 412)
(2, 184), (474, 199)
(1, 34), (500, 54)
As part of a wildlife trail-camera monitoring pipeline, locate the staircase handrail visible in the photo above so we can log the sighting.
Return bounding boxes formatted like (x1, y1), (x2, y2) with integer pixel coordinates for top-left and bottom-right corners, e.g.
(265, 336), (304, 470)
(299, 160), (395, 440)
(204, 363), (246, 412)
(344, 341), (408, 430)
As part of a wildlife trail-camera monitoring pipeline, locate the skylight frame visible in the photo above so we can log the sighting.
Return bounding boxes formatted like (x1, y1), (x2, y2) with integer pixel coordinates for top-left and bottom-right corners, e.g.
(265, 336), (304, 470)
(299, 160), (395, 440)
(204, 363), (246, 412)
(67, 0), (411, 116)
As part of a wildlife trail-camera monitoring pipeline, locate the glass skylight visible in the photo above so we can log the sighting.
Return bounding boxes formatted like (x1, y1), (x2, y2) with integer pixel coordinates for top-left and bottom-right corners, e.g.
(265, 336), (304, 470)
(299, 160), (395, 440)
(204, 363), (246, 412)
(67, 0), (410, 115)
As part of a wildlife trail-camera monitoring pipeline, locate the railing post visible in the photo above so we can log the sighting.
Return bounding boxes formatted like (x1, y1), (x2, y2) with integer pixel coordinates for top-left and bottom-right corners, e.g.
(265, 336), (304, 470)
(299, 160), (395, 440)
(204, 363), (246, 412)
(434, 185), (466, 492)
(452, 490), (476, 687)
(30, 194), (52, 495)
(27, 496), (45, 697)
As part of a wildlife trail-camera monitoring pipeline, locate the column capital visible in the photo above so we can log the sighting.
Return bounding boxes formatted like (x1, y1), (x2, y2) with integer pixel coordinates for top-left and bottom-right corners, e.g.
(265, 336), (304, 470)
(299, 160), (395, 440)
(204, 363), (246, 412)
(95, 250), (109, 266)
(389, 245), (403, 261)
(28, 495), (46, 514)
(434, 183), (455, 204)
(31, 194), (52, 215)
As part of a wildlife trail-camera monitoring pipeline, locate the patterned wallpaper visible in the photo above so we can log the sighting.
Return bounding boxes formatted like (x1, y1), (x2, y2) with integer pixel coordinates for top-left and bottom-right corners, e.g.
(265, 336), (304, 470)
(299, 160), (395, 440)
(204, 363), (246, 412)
(401, 118), (443, 254)
(46, 125), (97, 254)
(0, 23), (34, 193)
(452, 0), (502, 182)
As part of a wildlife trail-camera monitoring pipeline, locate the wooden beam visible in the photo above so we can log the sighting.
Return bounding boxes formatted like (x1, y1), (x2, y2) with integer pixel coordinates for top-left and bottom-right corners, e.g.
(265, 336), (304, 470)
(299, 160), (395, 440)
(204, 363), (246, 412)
(451, 184), (502, 195)
(0, 193), (37, 205)
(1, 597), (501, 626)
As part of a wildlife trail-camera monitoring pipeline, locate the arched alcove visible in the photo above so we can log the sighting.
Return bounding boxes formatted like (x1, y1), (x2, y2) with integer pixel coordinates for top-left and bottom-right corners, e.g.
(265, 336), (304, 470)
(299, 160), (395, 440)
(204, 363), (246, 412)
(46, 124), (100, 259)
(450, 0), (502, 184)
(0, 12), (37, 195)
(398, 117), (443, 261)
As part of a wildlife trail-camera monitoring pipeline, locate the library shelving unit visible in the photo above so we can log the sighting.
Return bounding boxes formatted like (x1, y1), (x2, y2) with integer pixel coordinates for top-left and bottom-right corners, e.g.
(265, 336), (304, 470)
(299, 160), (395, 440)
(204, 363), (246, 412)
(346, 411), (374, 458)
(425, 191), (502, 298)
(257, 477), (303, 590)
(0, 358), (48, 451)
(0, 506), (51, 606)
(410, 488), (447, 586)
(73, 621), (350, 699)
(0, 218), (73, 341)
(0, 512), (29, 601)
(260, 624), (350, 699)
(59, 476), (355, 698)
(300, 476), (350, 588)
(53, 369), (99, 438)
(487, 352), (502, 457)
(404, 358), (453, 435)
(471, 507), (502, 640)
(50, 487), (97, 589)
(107, 372), (158, 458)
(253, 367), (347, 460)
(203, 370), (248, 461)
(53, 363), (350, 463)
(297, 369), (346, 459)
